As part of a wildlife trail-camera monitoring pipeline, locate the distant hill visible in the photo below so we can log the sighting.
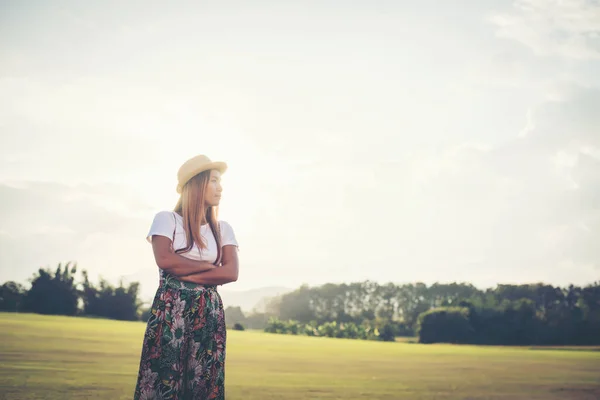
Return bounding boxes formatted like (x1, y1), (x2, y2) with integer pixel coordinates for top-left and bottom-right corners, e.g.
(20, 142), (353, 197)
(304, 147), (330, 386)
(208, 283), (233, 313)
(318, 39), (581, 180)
(219, 286), (293, 313)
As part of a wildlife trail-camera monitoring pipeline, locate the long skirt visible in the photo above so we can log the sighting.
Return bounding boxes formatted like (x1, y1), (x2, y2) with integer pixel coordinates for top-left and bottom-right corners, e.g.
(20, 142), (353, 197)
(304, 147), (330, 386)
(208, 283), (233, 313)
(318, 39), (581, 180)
(133, 274), (227, 400)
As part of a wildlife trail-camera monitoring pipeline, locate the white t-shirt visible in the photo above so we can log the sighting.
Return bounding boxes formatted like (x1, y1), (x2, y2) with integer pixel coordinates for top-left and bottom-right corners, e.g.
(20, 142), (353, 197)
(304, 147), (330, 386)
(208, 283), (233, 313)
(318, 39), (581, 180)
(146, 211), (238, 264)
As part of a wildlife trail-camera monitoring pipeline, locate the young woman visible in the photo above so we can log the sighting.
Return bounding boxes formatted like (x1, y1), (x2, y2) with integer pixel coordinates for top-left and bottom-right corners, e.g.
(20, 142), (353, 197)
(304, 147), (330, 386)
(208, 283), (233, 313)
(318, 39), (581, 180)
(133, 154), (239, 400)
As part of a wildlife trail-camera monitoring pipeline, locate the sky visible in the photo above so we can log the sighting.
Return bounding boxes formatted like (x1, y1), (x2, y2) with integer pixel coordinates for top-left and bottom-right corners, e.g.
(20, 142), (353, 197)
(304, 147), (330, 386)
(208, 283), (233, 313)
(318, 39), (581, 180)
(1, 0), (599, 301)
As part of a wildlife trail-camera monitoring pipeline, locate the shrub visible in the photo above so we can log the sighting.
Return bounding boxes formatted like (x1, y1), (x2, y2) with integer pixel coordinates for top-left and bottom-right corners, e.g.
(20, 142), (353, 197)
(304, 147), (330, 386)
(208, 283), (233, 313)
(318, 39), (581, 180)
(417, 307), (473, 344)
(232, 322), (245, 331)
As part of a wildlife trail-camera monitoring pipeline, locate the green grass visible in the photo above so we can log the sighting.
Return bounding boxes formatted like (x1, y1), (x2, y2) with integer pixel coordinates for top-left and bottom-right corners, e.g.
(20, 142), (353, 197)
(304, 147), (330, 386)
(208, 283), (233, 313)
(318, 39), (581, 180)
(0, 313), (599, 399)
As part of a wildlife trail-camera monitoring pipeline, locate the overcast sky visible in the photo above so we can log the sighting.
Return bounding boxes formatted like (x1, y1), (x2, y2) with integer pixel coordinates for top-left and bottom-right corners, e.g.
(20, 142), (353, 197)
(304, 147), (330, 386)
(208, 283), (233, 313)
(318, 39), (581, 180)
(1, 0), (599, 300)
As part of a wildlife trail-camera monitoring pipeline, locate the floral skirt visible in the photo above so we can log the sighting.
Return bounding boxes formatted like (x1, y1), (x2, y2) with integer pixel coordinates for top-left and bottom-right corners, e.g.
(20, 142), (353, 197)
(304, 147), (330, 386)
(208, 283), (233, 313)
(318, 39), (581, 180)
(133, 274), (227, 400)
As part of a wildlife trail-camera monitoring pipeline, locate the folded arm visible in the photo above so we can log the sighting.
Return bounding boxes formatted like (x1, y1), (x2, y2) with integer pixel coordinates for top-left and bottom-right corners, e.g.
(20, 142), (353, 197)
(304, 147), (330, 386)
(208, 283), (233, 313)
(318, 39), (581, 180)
(178, 245), (239, 285)
(150, 235), (216, 276)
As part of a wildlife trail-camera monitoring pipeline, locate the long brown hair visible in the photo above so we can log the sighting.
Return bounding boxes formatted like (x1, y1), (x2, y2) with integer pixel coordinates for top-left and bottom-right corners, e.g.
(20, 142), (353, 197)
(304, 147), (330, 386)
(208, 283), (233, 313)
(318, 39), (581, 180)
(173, 170), (222, 263)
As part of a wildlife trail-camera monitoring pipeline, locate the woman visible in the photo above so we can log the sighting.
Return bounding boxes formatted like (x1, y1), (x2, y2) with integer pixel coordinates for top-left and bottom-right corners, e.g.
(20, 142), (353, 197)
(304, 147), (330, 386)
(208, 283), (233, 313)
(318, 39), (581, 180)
(133, 154), (239, 400)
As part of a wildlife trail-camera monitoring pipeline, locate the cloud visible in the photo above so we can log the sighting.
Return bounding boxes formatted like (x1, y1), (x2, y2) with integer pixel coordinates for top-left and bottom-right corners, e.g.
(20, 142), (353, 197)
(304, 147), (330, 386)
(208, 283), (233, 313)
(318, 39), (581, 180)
(407, 83), (600, 285)
(490, 0), (600, 60)
(527, 83), (600, 149)
(1, 1), (598, 295)
(0, 181), (156, 288)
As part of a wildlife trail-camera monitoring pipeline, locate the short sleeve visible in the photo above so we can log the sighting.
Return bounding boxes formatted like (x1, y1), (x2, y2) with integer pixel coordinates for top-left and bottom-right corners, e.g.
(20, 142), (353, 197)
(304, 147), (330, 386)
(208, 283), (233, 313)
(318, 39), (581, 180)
(219, 220), (239, 248)
(146, 211), (176, 243)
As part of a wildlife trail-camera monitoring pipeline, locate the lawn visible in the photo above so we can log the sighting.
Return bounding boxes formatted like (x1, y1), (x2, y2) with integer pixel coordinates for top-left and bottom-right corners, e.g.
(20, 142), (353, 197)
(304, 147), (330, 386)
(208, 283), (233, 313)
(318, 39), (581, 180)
(0, 313), (598, 399)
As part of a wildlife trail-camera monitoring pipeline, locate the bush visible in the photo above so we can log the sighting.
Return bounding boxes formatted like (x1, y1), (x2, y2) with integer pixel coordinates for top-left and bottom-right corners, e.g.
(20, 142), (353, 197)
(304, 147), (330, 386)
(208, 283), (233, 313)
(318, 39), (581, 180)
(264, 317), (301, 334)
(232, 322), (245, 331)
(376, 320), (396, 342)
(264, 317), (286, 334)
(285, 320), (300, 335)
(417, 307), (473, 344)
(303, 321), (319, 336)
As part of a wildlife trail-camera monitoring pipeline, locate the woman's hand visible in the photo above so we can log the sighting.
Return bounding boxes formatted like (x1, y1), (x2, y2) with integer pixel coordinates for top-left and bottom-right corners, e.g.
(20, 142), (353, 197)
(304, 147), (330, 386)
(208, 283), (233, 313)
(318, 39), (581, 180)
(178, 245), (239, 285)
(150, 235), (218, 276)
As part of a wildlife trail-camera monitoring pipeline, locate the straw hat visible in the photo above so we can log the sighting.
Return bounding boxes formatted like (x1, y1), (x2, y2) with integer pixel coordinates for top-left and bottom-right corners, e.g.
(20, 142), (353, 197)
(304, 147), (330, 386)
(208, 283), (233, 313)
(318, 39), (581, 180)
(176, 155), (227, 193)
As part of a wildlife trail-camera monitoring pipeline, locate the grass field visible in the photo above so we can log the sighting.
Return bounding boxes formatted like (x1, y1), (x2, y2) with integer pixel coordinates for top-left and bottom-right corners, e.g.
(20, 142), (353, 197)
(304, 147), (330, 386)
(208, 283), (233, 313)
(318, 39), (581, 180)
(0, 313), (599, 400)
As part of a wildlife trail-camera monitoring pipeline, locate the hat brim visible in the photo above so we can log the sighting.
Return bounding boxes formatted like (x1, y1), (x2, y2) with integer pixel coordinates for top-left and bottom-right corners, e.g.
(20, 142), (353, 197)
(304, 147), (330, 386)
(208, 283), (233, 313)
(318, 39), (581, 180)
(176, 161), (228, 193)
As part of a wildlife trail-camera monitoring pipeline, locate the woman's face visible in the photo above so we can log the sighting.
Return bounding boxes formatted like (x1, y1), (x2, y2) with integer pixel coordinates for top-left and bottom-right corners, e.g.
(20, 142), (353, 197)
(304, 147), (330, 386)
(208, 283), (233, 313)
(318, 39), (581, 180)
(204, 169), (223, 207)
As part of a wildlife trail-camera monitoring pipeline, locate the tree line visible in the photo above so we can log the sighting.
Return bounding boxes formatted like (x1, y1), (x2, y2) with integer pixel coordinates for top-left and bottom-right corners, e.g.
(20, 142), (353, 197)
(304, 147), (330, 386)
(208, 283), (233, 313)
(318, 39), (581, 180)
(0, 262), (142, 321)
(2, 263), (598, 345)
(227, 281), (600, 345)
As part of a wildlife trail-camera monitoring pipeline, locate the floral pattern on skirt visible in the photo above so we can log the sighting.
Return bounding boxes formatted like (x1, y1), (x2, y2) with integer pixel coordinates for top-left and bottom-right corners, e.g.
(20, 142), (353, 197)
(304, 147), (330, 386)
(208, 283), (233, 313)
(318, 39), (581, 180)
(134, 273), (227, 400)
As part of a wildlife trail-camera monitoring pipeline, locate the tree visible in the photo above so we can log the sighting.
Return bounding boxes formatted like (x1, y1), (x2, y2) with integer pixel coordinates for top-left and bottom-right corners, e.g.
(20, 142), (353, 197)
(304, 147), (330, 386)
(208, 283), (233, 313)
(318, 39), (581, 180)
(276, 285), (316, 323)
(80, 272), (142, 321)
(225, 306), (246, 327)
(22, 262), (79, 316)
(0, 281), (26, 312)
